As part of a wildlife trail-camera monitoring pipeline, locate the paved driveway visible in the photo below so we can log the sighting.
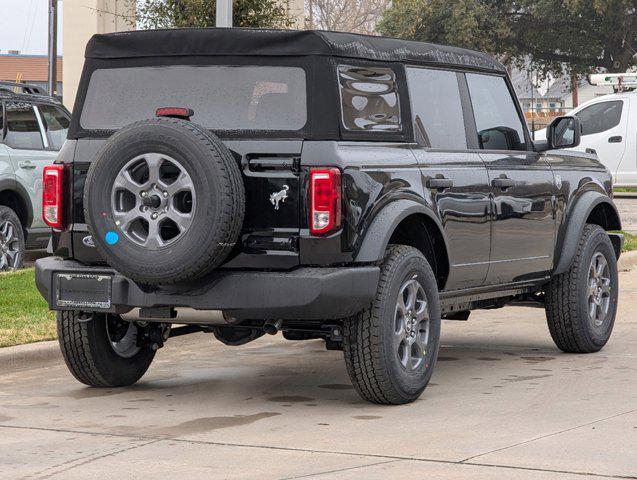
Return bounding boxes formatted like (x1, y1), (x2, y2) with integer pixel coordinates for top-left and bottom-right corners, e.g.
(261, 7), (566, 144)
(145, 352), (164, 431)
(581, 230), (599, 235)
(1, 270), (636, 479)
(614, 196), (637, 234)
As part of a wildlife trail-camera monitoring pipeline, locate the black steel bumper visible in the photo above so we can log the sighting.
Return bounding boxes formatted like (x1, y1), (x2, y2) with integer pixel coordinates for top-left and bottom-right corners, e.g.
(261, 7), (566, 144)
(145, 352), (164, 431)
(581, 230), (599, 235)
(35, 257), (380, 320)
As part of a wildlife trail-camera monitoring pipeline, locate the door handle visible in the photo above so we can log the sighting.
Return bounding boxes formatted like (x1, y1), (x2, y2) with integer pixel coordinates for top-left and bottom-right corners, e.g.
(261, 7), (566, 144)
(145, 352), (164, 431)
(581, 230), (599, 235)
(18, 161), (36, 170)
(492, 177), (515, 189)
(427, 177), (453, 190)
(608, 136), (623, 143)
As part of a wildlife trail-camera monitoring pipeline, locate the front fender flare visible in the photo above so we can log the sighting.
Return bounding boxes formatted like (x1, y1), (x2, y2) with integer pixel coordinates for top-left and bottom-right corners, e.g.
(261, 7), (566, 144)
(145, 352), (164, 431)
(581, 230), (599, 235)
(554, 191), (621, 275)
(354, 199), (448, 263)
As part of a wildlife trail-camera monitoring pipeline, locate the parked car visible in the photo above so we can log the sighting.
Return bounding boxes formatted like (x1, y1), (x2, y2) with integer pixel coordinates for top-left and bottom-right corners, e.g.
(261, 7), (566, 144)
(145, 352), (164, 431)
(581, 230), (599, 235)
(536, 89), (636, 186)
(0, 82), (70, 270)
(35, 29), (622, 405)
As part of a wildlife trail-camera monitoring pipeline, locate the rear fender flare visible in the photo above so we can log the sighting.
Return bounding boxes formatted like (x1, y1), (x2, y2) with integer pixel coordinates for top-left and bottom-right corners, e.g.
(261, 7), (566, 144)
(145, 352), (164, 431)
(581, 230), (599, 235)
(554, 191), (621, 275)
(354, 199), (449, 264)
(0, 178), (33, 228)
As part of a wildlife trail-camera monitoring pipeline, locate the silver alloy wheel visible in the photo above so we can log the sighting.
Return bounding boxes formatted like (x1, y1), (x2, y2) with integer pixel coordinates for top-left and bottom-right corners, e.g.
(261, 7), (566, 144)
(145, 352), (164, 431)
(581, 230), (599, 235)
(106, 316), (141, 358)
(0, 220), (21, 271)
(587, 251), (612, 329)
(111, 153), (196, 250)
(394, 277), (430, 371)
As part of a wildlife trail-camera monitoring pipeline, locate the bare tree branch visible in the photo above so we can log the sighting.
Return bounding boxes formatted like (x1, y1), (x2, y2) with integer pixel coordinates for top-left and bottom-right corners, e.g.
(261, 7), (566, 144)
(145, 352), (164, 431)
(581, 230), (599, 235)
(306, 0), (389, 34)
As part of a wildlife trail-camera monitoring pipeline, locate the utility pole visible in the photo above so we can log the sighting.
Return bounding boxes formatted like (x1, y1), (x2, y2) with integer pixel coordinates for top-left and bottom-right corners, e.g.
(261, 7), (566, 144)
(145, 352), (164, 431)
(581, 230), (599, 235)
(48, 0), (58, 96)
(216, 0), (233, 27)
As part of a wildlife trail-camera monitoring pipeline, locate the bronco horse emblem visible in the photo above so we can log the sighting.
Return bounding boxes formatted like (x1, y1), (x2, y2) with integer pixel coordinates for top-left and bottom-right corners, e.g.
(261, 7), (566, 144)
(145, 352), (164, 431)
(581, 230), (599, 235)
(269, 185), (290, 210)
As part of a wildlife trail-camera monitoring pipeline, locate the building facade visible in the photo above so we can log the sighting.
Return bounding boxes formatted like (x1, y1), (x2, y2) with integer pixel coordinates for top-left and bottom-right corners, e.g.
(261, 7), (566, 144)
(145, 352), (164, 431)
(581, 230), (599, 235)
(0, 54), (63, 96)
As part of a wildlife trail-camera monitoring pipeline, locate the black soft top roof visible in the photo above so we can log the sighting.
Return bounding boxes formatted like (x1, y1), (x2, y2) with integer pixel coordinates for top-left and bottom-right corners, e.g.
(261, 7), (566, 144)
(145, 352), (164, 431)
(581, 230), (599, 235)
(85, 27), (505, 73)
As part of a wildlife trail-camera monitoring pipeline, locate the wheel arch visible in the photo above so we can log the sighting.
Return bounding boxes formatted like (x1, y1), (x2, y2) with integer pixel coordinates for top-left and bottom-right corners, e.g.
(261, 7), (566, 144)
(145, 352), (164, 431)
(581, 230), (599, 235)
(554, 191), (621, 275)
(0, 179), (33, 230)
(354, 199), (450, 289)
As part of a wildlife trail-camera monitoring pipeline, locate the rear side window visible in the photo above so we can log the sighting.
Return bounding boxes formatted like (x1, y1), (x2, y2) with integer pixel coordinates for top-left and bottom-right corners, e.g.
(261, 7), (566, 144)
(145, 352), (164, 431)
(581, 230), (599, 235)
(80, 65), (307, 131)
(406, 67), (466, 149)
(466, 73), (527, 151)
(4, 102), (44, 150)
(338, 65), (401, 132)
(575, 100), (623, 135)
(39, 104), (70, 150)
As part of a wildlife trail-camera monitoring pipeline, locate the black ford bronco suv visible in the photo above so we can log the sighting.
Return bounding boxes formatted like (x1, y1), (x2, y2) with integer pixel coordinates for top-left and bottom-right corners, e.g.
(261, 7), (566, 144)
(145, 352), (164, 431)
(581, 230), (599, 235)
(35, 28), (623, 405)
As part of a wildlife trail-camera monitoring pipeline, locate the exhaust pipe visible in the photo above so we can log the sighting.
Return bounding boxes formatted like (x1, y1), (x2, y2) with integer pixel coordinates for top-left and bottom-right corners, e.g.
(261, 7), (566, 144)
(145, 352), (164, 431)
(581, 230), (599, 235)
(263, 319), (282, 335)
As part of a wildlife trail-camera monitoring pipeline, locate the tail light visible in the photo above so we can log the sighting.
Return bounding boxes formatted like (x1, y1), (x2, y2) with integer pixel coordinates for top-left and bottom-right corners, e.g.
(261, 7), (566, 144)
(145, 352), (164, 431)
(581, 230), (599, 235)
(43, 164), (65, 229)
(309, 167), (342, 235)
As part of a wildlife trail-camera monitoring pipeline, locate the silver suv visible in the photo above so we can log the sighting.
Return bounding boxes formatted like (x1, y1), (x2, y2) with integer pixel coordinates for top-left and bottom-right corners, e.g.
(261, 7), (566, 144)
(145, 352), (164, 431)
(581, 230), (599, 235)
(0, 82), (70, 270)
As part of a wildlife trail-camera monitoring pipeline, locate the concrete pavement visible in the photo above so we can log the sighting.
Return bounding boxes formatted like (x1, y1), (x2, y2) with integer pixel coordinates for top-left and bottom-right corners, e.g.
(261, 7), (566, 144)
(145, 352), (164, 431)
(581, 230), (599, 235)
(614, 197), (637, 234)
(1, 272), (637, 479)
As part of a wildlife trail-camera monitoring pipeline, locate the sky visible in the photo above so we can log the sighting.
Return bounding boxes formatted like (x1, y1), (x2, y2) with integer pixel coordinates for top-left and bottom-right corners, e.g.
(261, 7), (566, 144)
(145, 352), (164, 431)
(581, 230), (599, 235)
(0, 0), (63, 55)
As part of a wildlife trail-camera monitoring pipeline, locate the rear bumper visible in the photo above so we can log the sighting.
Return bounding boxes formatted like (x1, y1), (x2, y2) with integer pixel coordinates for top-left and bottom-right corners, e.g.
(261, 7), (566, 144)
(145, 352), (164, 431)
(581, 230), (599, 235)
(35, 257), (379, 320)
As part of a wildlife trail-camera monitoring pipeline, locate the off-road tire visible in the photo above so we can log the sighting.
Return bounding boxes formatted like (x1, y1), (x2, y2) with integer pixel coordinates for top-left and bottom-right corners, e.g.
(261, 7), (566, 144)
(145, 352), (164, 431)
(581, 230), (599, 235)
(0, 205), (25, 271)
(545, 224), (618, 353)
(84, 117), (245, 285)
(57, 311), (156, 387)
(343, 245), (441, 405)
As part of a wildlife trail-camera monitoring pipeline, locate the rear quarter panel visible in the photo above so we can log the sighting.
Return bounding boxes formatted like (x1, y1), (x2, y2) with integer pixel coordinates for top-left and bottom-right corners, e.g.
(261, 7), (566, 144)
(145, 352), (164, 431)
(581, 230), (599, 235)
(299, 141), (426, 264)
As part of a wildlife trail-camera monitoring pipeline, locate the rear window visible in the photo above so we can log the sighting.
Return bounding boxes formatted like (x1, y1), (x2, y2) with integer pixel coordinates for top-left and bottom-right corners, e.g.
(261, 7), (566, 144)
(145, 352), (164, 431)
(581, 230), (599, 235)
(80, 65), (307, 131)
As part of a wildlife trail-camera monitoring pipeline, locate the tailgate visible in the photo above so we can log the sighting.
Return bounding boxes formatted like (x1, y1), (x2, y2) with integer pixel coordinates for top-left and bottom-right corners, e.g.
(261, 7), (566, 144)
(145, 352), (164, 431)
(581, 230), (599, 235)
(70, 139), (303, 269)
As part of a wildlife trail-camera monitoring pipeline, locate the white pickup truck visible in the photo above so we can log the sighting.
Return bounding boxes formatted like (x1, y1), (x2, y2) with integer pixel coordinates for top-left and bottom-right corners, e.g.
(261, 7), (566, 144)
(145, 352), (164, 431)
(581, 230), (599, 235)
(537, 74), (637, 187)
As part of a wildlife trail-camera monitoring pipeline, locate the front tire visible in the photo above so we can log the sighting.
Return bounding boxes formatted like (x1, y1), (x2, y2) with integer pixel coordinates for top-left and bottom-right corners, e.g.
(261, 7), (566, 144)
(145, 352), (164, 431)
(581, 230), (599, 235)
(57, 311), (156, 387)
(343, 245), (441, 405)
(545, 224), (618, 353)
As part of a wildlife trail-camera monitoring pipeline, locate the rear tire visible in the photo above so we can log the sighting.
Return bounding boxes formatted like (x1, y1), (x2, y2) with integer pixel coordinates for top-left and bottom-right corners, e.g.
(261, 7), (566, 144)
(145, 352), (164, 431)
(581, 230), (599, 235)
(0, 206), (25, 271)
(57, 311), (156, 387)
(545, 224), (618, 353)
(343, 245), (441, 405)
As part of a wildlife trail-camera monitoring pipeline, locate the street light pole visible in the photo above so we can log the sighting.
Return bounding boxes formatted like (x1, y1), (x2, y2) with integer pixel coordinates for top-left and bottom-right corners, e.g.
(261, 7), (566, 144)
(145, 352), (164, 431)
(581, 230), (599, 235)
(216, 0), (233, 27)
(47, 0), (58, 96)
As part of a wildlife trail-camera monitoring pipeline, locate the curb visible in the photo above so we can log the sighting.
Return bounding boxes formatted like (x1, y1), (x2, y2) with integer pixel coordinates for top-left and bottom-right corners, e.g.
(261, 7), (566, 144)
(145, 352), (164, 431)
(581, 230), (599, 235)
(613, 192), (637, 198)
(0, 340), (62, 375)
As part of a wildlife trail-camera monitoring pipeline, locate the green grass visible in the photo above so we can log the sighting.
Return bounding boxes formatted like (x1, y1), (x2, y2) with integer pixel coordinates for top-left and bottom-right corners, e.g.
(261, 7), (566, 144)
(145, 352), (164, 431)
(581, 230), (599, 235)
(614, 187), (637, 193)
(620, 231), (637, 252)
(0, 268), (55, 348)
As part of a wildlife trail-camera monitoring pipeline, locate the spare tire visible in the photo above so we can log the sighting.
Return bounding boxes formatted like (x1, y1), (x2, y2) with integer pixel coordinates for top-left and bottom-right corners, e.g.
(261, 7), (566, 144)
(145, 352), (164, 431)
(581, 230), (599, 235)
(84, 118), (244, 285)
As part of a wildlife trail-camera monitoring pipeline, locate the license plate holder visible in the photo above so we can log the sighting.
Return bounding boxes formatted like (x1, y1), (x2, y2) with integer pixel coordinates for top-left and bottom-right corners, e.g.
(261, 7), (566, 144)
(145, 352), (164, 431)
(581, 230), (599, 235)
(56, 273), (113, 309)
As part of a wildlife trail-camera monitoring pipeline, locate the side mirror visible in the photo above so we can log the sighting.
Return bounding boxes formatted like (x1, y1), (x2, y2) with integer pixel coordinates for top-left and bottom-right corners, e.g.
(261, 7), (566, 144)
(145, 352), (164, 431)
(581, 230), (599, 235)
(538, 115), (581, 151)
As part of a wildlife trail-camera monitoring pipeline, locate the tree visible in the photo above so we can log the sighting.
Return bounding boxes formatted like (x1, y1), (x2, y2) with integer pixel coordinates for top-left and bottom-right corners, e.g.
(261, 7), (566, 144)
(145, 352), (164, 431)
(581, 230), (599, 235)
(136, 0), (293, 29)
(306, 0), (390, 35)
(378, 0), (637, 75)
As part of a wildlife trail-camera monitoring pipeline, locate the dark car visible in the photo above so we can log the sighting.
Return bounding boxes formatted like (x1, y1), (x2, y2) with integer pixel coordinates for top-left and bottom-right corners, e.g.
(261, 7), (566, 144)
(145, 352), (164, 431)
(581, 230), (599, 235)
(35, 28), (622, 405)
(0, 82), (71, 270)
